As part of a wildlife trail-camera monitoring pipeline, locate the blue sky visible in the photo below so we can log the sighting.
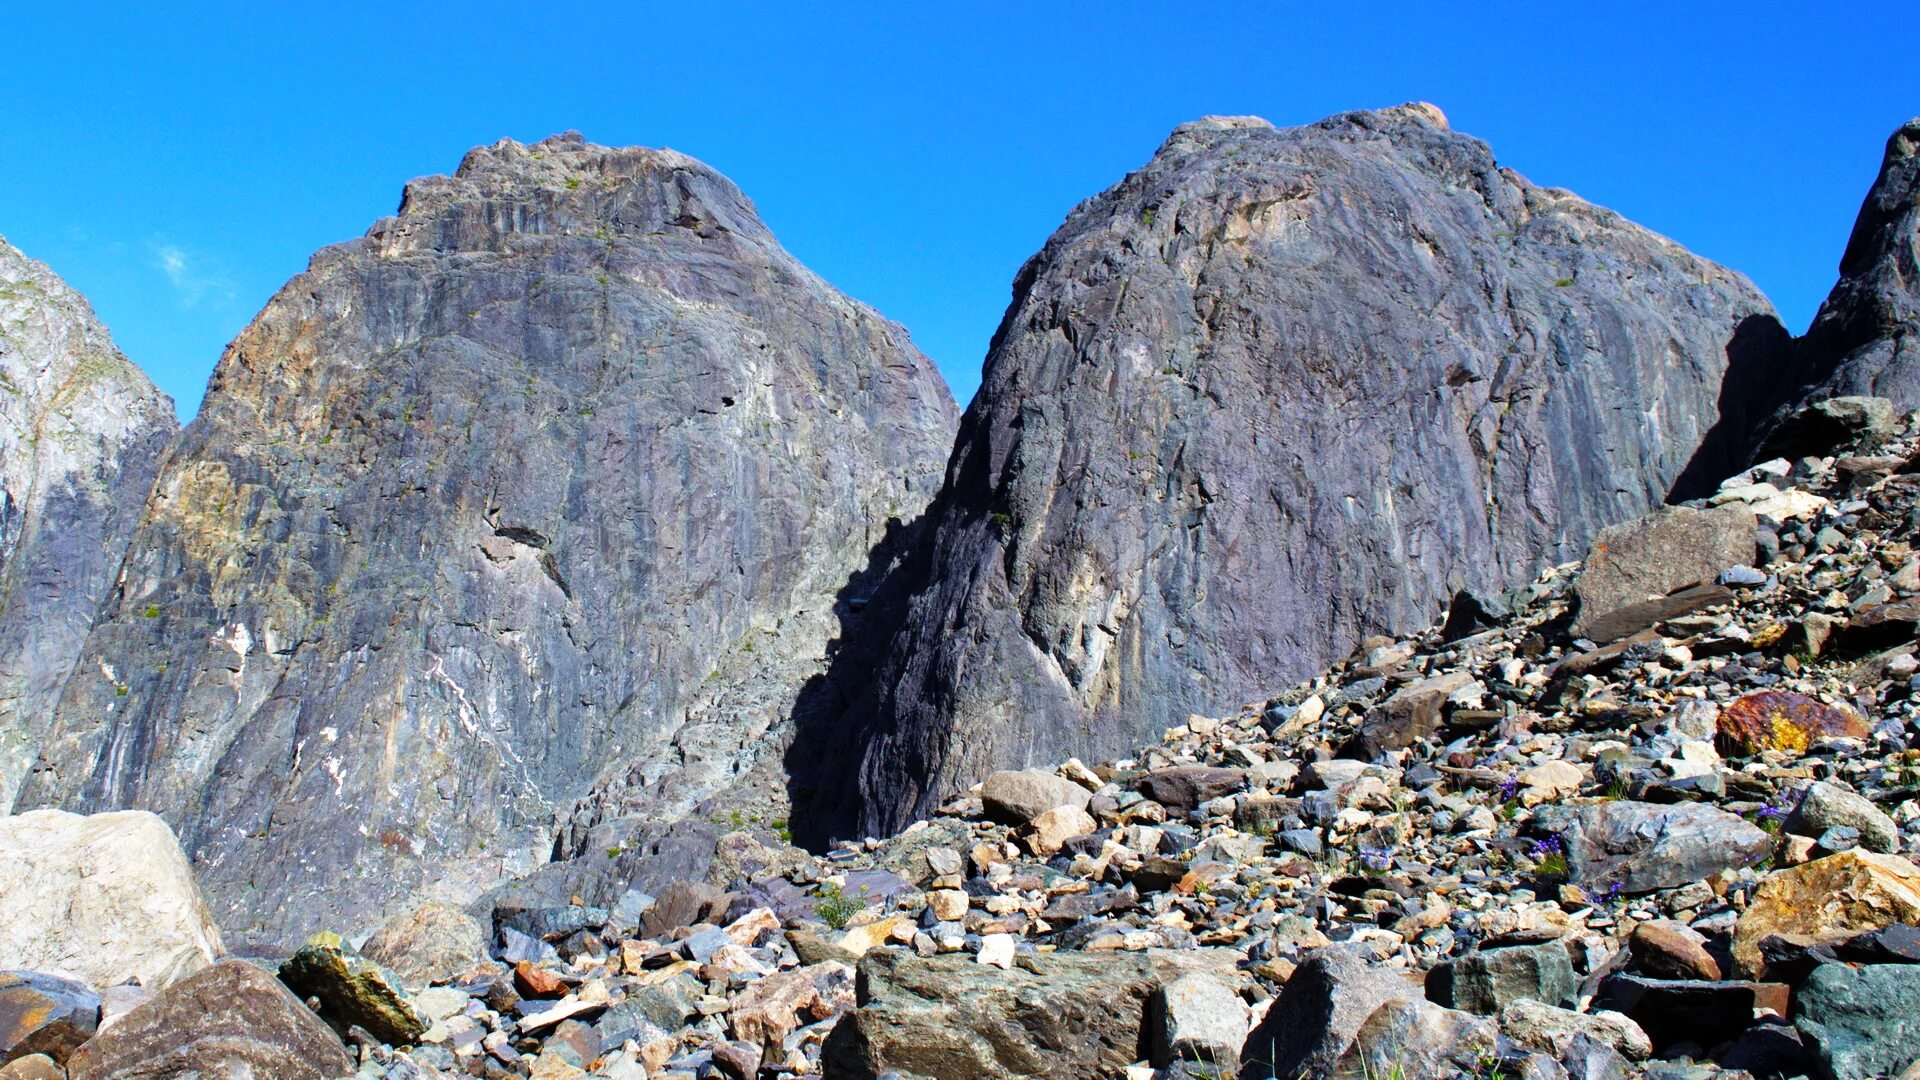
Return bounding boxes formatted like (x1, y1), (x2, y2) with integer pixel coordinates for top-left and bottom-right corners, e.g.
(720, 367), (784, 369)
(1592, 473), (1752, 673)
(1, 2), (1914, 419)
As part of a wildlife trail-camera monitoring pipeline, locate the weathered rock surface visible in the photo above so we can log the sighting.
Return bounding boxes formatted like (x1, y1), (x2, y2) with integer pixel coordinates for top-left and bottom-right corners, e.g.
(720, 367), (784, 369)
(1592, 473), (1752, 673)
(359, 899), (490, 988)
(812, 103), (1789, 837)
(820, 947), (1238, 1079)
(0, 809), (222, 989)
(64, 959), (353, 1080)
(1241, 948), (1428, 1080)
(1570, 505), (1755, 640)
(0, 237), (177, 806)
(1552, 800), (1771, 894)
(0, 972), (96, 1065)
(1795, 960), (1920, 1080)
(278, 931), (426, 1045)
(16, 133), (956, 947)
(1786, 117), (1920, 412)
(1732, 849), (1920, 976)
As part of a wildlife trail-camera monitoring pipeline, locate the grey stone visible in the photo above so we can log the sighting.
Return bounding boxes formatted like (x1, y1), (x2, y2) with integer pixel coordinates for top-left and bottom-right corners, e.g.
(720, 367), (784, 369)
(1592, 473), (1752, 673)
(0, 238), (179, 810)
(1239, 948), (1429, 1080)
(1571, 505), (1757, 641)
(1427, 940), (1578, 1014)
(1328, 999), (1499, 1080)
(1499, 1000), (1652, 1062)
(1136, 766), (1247, 812)
(1796, 960), (1920, 1080)
(13, 133), (957, 950)
(811, 103), (1789, 839)
(681, 927), (732, 963)
(360, 900), (489, 988)
(1151, 973), (1249, 1067)
(1790, 780), (1900, 854)
(823, 946), (1241, 1080)
(979, 769), (1092, 825)
(1552, 800), (1772, 894)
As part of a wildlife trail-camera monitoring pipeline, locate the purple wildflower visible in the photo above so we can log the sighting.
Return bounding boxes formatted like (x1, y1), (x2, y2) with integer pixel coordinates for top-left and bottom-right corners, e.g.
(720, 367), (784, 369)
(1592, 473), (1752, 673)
(1530, 835), (1565, 857)
(1496, 776), (1521, 802)
(1359, 846), (1394, 871)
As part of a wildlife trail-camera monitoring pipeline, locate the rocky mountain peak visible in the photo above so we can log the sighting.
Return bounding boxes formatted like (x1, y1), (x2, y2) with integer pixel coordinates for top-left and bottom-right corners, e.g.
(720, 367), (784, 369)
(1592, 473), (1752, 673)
(375, 132), (769, 257)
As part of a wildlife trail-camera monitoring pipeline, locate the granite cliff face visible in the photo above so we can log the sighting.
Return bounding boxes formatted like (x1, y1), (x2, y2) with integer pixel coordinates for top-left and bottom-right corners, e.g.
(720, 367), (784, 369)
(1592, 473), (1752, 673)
(0, 238), (177, 807)
(803, 105), (1790, 840)
(16, 134), (956, 947)
(1787, 117), (1920, 409)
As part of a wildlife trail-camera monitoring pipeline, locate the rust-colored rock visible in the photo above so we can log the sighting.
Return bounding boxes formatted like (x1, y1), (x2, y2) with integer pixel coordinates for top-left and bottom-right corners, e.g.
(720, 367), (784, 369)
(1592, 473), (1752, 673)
(514, 961), (569, 1000)
(1731, 849), (1920, 976)
(1716, 690), (1870, 755)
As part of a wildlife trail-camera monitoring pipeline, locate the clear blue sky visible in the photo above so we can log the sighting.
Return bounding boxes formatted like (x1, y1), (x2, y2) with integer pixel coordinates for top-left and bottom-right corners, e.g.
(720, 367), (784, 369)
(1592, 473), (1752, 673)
(1, 2), (1913, 419)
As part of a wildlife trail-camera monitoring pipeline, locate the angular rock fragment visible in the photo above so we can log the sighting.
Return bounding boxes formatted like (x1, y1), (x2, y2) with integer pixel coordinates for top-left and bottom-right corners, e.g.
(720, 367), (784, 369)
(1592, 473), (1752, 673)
(1716, 691), (1871, 755)
(0, 972), (96, 1066)
(1571, 505), (1757, 641)
(278, 931), (427, 1045)
(1732, 849), (1920, 976)
(65, 960), (352, 1080)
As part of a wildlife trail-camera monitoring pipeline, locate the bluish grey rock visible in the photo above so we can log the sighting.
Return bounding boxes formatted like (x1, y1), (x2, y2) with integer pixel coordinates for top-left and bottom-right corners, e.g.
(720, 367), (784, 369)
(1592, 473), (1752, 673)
(0, 237), (177, 807)
(13, 134), (957, 951)
(1795, 960), (1920, 1080)
(802, 104), (1792, 840)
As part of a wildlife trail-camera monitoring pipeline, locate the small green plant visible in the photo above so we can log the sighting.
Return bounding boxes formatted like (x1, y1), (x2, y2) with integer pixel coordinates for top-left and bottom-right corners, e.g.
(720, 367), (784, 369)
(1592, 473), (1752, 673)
(596, 274), (610, 286)
(1602, 776), (1629, 800)
(1553, 277), (1575, 288)
(813, 882), (865, 930)
(141, 604), (160, 618)
(114, 684), (129, 697)
(989, 510), (1012, 532)
(565, 176), (581, 190)
(770, 818), (792, 843)
(1141, 208), (1157, 226)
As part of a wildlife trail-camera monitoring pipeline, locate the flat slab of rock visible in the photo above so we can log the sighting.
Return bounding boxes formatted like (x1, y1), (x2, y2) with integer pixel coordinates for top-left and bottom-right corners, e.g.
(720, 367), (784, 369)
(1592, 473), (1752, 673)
(1592, 974), (1789, 1055)
(0, 810), (223, 990)
(1554, 800), (1771, 894)
(1717, 691), (1870, 755)
(1571, 505), (1756, 641)
(1134, 766), (1247, 812)
(1795, 959), (1920, 1080)
(821, 947), (1240, 1079)
(64, 960), (352, 1080)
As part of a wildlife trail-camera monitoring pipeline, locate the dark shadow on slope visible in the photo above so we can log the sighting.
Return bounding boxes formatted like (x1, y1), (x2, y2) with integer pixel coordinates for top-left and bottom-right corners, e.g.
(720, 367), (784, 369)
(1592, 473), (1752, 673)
(781, 511), (940, 851)
(1667, 314), (1813, 503)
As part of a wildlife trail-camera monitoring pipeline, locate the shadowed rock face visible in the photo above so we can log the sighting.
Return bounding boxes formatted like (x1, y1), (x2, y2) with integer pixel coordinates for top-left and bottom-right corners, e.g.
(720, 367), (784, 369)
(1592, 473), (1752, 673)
(1788, 117), (1920, 409)
(800, 105), (1787, 841)
(0, 237), (177, 806)
(16, 133), (955, 949)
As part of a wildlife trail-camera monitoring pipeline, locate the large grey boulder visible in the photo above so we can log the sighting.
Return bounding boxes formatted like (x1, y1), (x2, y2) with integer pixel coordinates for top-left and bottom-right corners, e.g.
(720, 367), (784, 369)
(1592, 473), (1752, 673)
(1784, 117), (1920, 414)
(1550, 800), (1772, 894)
(1788, 780), (1900, 855)
(1570, 505), (1756, 641)
(1427, 940), (1578, 1014)
(807, 104), (1792, 839)
(0, 237), (176, 807)
(821, 946), (1241, 1080)
(1244, 948), (1505, 1079)
(0, 809), (223, 990)
(15, 133), (956, 949)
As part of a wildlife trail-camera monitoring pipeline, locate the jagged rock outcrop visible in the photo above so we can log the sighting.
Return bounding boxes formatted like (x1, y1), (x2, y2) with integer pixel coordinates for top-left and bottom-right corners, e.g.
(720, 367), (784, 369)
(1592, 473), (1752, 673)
(0, 238), (177, 805)
(16, 133), (955, 948)
(804, 104), (1789, 840)
(1786, 117), (1920, 410)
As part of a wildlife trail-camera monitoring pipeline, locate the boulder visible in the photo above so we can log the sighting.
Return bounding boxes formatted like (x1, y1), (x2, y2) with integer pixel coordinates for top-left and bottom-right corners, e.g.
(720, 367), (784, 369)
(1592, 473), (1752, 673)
(1788, 781), (1900, 854)
(1346, 673), (1476, 758)
(1426, 940), (1577, 1014)
(1027, 805), (1097, 856)
(1732, 850), (1920, 976)
(278, 931), (427, 1045)
(1329, 999), (1498, 1080)
(0, 810), (223, 990)
(1571, 505), (1756, 641)
(1591, 975), (1789, 1055)
(1555, 800), (1771, 894)
(1795, 960), (1920, 1080)
(1239, 948), (1427, 1080)
(65, 959), (353, 1080)
(1499, 1000), (1652, 1062)
(821, 947), (1240, 1079)
(1135, 767), (1248, 812)
(0, 972), (97, 1065)
(0, 1056), (62, 1080)
(728, 962), (854, 1052)
(980, 770), (1092, 826)
(360, 899), (490, 988)
(1717, 691), (1871, 755)
(1151, 973), (1249, 1068)
(1760, 396), (1899, 460)
(1627, 920), (1721, 981)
